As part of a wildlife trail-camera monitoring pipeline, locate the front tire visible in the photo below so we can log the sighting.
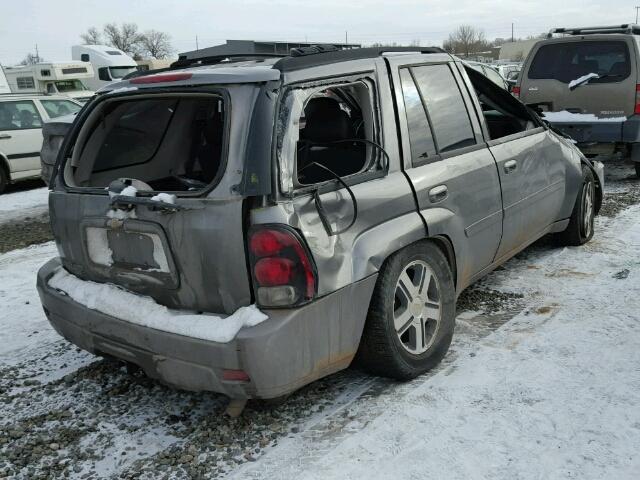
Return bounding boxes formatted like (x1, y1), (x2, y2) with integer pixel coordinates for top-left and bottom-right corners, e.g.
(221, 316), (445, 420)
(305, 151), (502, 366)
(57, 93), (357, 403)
(555, 166), (595, 246)
(357, 241), (456, 381)
(0, 167), (8, 195)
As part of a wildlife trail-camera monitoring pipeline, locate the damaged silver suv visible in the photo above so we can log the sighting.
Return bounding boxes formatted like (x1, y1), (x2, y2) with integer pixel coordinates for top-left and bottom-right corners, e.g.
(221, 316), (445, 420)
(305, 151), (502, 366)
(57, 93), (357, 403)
(37, 46), (604, 404)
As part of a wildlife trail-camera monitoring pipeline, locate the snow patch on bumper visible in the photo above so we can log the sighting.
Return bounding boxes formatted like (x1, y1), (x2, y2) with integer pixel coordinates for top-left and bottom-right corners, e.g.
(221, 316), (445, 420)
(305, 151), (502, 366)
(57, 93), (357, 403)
(47, 268), (267, 343)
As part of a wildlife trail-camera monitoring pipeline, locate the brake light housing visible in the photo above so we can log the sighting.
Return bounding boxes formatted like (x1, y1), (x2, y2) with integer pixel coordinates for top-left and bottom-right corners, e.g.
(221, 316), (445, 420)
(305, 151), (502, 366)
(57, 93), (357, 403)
(512, 85), (521, 98)
(248, 225), (317, 308)
(130, 72), (193, 84)
(634, 84), (640, 115)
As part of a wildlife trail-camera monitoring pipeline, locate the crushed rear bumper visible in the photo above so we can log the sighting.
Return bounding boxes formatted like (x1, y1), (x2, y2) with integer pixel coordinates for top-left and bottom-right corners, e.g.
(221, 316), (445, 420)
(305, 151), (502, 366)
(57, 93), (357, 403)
(37, 258), (377, 399)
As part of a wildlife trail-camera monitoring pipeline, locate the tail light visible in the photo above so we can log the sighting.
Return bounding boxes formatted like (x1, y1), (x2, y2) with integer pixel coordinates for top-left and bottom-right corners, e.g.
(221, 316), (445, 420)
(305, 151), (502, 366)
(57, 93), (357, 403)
(635, 84), (640, 115)
(248, 225), (317, 307)
(512, 86), (521, 98)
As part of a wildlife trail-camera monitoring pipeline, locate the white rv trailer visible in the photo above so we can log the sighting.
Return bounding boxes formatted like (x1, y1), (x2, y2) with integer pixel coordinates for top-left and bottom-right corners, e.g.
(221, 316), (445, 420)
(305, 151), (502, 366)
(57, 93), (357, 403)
(136, 58), (174, 72)
(0, 66), (10, 94)
(72, 45), (137, 91)
(2, 62), (95, 102)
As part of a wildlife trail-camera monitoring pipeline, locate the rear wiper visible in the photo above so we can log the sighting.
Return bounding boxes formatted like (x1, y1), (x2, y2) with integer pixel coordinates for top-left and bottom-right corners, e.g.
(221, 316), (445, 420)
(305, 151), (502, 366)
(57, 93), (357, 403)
(110, 195), (186, 212)
(569, 73), (622, 91)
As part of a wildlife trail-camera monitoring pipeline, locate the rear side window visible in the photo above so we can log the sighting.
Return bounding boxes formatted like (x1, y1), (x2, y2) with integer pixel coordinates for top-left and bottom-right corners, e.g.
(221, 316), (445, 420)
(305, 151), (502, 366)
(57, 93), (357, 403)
(399, 68), (437, 163)
(528, 41), (630, 83)
(411, 64), (476, 153)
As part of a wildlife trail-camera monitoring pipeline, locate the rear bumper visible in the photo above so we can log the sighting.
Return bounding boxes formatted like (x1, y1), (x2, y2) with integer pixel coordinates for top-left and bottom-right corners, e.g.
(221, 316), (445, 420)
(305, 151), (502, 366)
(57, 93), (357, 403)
(37, 258), (377, 399)
(549, 115), (640, 145)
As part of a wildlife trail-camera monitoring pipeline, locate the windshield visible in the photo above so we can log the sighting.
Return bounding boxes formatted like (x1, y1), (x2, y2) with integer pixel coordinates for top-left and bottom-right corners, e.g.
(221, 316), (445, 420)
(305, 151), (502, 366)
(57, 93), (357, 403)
(55, 80), (88, 92)
(528, 41), (630, 83)
(109, 66), (137, 79)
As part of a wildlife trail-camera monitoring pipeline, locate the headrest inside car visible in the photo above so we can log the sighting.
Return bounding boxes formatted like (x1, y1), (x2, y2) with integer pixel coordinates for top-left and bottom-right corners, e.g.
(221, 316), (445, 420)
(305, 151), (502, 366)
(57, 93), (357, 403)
(302, 97), (354, 143)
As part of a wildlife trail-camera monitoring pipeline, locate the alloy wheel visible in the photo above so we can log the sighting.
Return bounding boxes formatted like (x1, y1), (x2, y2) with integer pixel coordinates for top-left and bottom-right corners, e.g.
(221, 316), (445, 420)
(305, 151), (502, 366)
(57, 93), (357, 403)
(393, 260), (442, 355)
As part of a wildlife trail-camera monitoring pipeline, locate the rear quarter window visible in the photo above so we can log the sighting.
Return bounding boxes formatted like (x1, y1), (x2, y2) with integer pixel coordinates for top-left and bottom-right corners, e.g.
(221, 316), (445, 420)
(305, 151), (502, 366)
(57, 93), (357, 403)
(528, 41), (631, 83)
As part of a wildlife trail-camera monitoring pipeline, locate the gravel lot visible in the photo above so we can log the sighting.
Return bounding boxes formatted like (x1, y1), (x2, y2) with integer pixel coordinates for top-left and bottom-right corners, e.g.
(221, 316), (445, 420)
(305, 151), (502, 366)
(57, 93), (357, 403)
(0, 156), (639, 479)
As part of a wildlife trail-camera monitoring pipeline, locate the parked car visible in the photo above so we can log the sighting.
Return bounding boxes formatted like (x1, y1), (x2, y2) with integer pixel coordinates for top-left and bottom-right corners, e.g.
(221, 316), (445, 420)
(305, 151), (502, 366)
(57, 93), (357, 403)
(465, 61), (511, 90)
(0, 94), (81, 193)
(494, 63), (521, 81)
(37, 46), (603, 405)
(517, 24), (640, 176)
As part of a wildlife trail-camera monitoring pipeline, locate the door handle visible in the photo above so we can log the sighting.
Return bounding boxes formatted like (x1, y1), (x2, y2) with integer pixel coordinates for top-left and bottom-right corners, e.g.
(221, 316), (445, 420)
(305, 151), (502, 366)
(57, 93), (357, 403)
(504, 160), (518, 174)
(428, 185), (448, 203)
(0, 134), (11, 140)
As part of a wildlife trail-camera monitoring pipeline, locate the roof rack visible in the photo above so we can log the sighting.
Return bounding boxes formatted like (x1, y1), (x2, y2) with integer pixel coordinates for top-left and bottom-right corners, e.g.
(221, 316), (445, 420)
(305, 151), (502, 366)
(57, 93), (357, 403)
(548, 24), (640, 38)
(171, 53), (287, 69)
(273, 46), (446, 72)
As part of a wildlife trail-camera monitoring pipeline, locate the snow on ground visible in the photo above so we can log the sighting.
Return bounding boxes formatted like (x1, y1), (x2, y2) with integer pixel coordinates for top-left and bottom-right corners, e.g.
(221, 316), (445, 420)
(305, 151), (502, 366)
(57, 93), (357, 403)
(0, 242), (59, 361)
(234, 206), (640, 480)
(0, 186), (49, 224)
(1, 159), (640, 479)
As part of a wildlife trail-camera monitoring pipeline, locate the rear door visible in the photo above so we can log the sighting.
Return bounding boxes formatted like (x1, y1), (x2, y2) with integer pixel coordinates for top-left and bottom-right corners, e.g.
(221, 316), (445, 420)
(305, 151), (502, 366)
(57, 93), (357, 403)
(521, 37), (637, 117)
(0, 99), (43, 175)
(390, 59), (503, 288)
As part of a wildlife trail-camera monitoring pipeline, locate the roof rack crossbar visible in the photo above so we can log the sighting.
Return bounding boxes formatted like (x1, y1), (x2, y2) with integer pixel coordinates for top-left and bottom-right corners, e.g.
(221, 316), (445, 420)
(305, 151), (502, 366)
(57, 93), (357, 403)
(547, 24), (640, 37)
(273, 46), (446, 72)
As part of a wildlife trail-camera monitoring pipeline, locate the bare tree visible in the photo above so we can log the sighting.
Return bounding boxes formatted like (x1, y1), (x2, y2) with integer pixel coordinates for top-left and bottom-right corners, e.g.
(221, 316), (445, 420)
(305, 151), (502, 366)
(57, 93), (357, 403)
(139, 30), (173, 59)
(20, 52), (44, 65)
(80, 27), (102, 45)
(103, 22), (142, 56)
(443, 25), (488, 57)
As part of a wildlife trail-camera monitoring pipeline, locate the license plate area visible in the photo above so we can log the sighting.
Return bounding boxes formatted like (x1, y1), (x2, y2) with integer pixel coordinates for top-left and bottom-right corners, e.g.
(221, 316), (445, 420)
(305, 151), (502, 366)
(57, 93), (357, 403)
(81, 217), (179, 289)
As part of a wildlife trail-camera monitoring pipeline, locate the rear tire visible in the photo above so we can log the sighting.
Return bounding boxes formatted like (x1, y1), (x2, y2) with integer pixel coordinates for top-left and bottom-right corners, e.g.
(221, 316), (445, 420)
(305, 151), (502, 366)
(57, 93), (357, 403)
(555, 166), (595, 246)
(0, 167), (8, 195)
(357, 240), (456, 381)
(635, 162), (640, 179)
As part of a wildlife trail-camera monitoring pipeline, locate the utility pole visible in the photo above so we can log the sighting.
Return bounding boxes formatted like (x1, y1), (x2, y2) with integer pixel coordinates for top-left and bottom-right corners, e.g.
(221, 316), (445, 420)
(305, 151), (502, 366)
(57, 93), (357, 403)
(636, 6), (640, 24)
(511, 23), (514, 42)
(345, 30), (348, 45)
(35, 44), (40, 63)
(196, 35), (199, 51)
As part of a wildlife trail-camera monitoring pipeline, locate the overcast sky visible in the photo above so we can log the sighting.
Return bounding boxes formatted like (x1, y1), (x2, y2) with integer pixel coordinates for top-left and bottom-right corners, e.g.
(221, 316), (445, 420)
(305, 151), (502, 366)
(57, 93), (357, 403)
(0, 0), (637, 64)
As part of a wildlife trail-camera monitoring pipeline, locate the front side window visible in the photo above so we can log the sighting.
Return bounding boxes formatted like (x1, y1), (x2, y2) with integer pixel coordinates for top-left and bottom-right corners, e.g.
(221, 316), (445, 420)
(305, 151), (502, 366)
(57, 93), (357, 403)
(465, 65), (537, 141)
(0, 101), (42, 131)
(528, 41), (630, 83)
(41, 100), (82, 119)
(400, 68), (436, 164)
(55, 80), (88, 92)
(483, 67), (506, 88)
(98, 67), (111, 81)
(411, 64), (476, 153)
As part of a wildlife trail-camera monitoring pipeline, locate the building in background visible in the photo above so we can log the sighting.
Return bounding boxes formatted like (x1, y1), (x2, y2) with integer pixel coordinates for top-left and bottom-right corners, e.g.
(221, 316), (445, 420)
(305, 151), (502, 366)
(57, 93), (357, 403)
(179, 39), (361, 60)
(499, 39), (540, 62)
